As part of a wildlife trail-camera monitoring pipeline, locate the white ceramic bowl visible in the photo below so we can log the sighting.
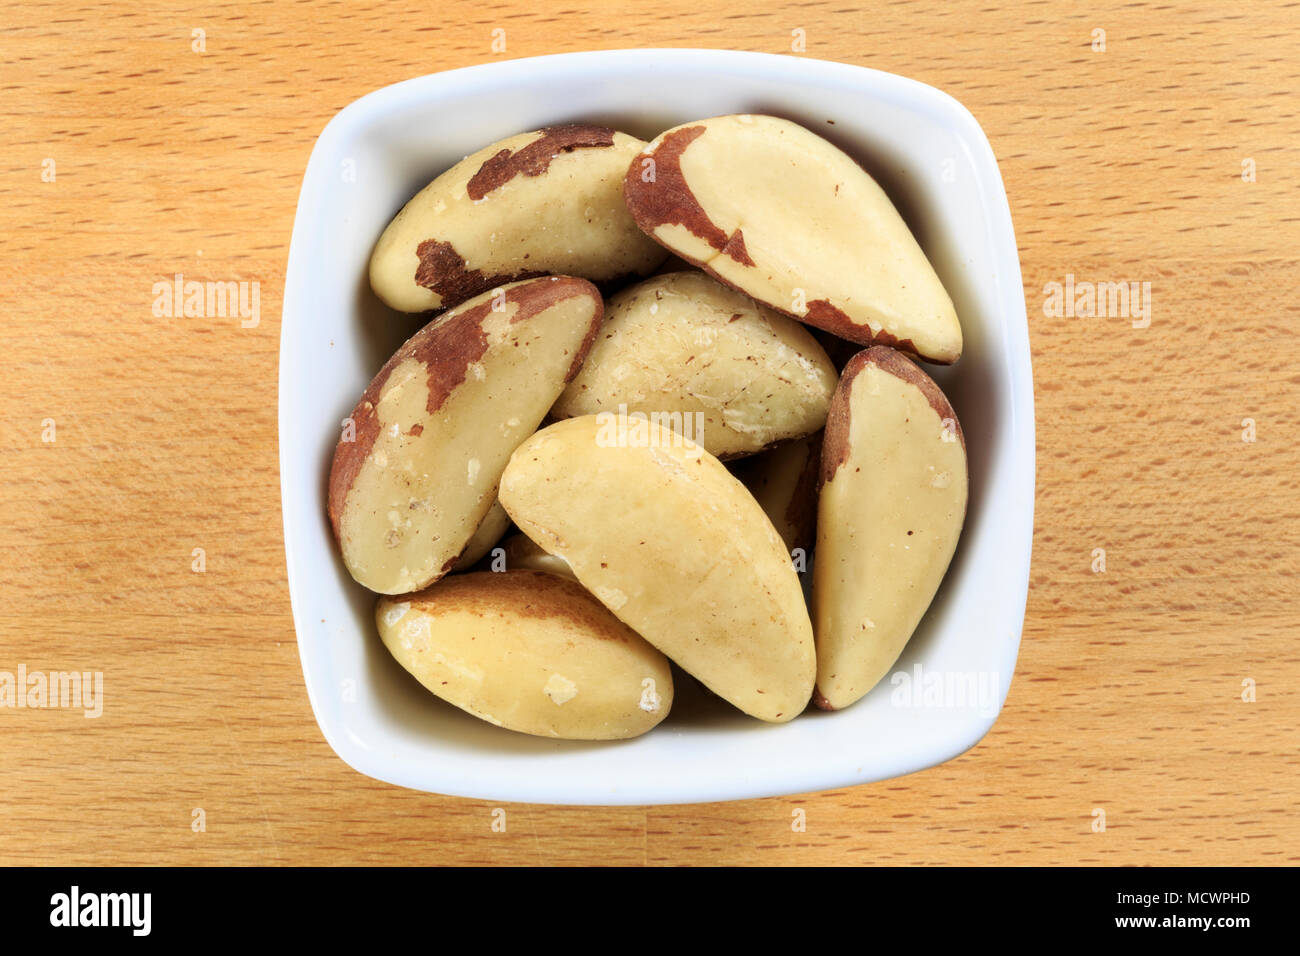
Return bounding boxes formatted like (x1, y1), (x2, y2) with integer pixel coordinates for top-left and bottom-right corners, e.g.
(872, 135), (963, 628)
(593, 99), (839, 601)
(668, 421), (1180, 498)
(280, 49), (1034, 805)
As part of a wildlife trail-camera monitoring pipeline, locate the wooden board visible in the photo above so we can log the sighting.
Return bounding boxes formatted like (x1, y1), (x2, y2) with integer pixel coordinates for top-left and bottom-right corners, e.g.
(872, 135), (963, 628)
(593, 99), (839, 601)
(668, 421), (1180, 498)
(1, 0), (1297, 865)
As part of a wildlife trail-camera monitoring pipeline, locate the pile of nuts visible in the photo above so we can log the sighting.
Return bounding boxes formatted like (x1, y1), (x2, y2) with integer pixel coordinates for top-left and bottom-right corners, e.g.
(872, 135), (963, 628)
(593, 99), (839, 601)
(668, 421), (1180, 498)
(328, 115), (968, 740)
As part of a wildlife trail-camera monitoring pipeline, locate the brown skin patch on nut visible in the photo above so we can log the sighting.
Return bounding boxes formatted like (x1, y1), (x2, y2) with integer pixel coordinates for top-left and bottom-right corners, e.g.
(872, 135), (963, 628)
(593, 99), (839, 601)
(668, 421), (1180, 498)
(418, 275), (601, 412)
(719, 228), (754, 267)
(565, 308), (602, 383)
(818, 355), (863, 489)
(402, 569), (633, 641)
(503, 275), (603, 327)
(325, 312), (489, 540)
(414, 239), (545, 310)
(466, 125), (616, 201)
(804, 299), (923, 359)
(820, 346), (965, 492)
(326, 277), (603, 541)
(857, 346), (965, 451)
(866, 326), (925, 356)
(623, 126), (756, 267)
(326, 398), (382, 541)
(417, 305), (494, 415)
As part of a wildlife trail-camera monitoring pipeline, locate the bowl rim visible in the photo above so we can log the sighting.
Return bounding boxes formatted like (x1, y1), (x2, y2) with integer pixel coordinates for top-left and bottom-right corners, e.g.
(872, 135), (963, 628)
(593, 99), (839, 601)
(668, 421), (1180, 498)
(280, 48), (1035, 805)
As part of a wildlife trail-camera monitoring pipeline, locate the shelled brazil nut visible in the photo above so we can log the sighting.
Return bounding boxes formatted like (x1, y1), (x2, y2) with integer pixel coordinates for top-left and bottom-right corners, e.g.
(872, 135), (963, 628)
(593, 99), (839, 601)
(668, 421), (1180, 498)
(623, 114), (963, 364)
(553, 271), (837, 459)
(328, 276), (603, 595)
(370, 125), (667, 312)
(812, 347), (968, 710)
(328, 113), (974, 743)
(499, 415), (815, 722)
(377, 570), (673, 740)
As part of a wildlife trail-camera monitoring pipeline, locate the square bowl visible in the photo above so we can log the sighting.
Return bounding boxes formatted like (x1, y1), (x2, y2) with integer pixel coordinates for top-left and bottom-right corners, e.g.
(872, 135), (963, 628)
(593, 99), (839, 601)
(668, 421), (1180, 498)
(280, 49), (1034, 805)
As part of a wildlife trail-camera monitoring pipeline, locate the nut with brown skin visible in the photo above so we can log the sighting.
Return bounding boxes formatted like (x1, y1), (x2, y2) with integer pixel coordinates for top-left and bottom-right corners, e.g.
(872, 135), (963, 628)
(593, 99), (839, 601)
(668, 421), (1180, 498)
(499, 415), (815, 723)
(327, 276), (603, 595)
(623, 115), (963, 364)
(369, 126), (667, 312)
(377, 570), (674, 740)
(331, 117), (980, 741)
(812, 347), (968, 711)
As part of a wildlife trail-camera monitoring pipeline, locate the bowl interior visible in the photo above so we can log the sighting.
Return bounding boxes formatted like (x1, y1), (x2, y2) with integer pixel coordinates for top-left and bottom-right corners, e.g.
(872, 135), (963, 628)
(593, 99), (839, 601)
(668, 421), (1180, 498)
(280, 50), (1032, 804)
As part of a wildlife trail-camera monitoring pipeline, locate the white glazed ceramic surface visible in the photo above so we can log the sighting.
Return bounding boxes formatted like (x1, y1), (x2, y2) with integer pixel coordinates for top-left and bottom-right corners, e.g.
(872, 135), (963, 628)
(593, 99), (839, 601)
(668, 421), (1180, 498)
(280, 49), (1034, 805)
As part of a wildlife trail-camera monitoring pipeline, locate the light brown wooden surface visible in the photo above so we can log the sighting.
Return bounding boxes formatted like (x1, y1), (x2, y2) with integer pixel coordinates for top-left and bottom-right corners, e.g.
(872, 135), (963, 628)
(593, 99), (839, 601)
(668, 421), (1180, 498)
(1, 0), (1297, 866)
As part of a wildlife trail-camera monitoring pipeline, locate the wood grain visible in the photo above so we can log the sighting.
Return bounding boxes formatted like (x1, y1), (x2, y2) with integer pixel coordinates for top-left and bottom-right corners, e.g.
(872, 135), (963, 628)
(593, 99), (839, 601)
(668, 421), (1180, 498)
(1, 0), (1297, 865)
